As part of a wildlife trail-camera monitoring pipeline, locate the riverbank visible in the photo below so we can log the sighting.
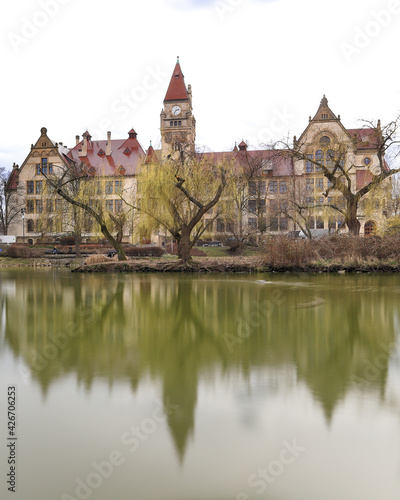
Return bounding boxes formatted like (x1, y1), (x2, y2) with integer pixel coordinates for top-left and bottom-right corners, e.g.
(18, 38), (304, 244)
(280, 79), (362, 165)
(70, 256), (400, 273)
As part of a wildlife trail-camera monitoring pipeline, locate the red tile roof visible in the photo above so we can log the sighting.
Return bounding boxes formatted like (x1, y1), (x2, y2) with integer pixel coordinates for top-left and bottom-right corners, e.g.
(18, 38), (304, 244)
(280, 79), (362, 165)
(164, 61), (189, 102)
(347, 127), (380, 150)
(67, 131), (145, 176)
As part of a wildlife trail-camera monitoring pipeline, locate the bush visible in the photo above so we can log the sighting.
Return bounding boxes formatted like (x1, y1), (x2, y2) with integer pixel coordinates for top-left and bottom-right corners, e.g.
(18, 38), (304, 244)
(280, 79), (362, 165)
(124, 246), (166, 257)
(59, 236), (76, 245)
(4, 245), (45, 258)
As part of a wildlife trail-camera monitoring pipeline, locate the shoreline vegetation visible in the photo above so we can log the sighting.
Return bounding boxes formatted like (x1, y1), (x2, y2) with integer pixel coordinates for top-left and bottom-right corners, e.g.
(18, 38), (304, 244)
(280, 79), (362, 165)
(1, 236), (400, 273)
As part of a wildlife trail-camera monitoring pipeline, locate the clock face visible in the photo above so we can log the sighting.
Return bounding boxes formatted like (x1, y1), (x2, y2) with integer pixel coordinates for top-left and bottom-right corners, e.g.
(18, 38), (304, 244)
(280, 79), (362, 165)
(171, 105), (181, 116)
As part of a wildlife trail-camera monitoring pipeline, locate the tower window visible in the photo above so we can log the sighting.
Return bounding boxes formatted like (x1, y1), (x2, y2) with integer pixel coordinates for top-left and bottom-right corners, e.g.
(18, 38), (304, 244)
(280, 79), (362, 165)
(174, 121), (177, 126)
(178, 121), (181, 126)
(170, 121), (173, 126)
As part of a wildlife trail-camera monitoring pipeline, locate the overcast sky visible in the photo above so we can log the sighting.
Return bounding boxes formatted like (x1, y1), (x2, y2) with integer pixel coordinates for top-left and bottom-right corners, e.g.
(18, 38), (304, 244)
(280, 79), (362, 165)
(1, 0), (400, 168)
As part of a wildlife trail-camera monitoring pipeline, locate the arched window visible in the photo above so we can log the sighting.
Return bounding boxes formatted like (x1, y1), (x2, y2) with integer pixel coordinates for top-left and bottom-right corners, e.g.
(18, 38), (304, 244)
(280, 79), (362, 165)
(364, 221), (376, 236)
(170, 121), (173, 126)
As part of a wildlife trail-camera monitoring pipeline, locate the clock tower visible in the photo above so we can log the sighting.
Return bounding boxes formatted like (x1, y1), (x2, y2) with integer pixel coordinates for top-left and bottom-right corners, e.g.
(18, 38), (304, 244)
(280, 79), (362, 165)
(160, 58), (196, 159)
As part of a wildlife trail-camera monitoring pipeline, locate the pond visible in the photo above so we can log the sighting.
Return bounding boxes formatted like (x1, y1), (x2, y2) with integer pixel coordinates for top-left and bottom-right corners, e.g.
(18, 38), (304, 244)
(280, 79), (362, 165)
(1, 270), (400, 500)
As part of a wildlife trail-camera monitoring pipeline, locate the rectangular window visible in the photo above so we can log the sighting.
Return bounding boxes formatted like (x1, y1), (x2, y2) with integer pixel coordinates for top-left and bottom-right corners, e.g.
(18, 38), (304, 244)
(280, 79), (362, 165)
(248, 181), (256, 196)
(40, 158), (48, 175)
(55, 199), (63, 212)
(316, 217), (324, 229)
(47, 182), (55, 194)
(216, 219), (225, 232)
(306, 196), (314, 206)
(105, 199), (114, 212)
(27, 181), (34, 194)
(279, 181), (287, 194)
(48, 163), (53, 174)
(315, 178), (324, 191)
(105, 181), (113, 194)
(115, 181), (122, 194)
(259, 199), (266, 214)
(36, 164), (41, 175)
(306, 179), (314, 192)
(46, 200), (53, 213)
(306, 155), (314, 173)
(269, 181), (278, 193)
(36, 200), (43, 213)
(26, 199), (34, 213)
(248, 218), (257, 228)
(260, 181), (266, 195)
(270, 217), (278, 231)
(35, 181), (43, 194)
(114, 199), (122, 212)
(279, 217), (288, 231)
(279, 200), (288, 211)
(317, 196), (325, 204)
(96, 182), (103, 195)
(248, 200), (257, 213)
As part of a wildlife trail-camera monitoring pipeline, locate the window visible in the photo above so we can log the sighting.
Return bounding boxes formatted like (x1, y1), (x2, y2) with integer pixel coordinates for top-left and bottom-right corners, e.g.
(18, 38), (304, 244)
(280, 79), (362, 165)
(364, 220), (376, 236)
(216, 219), (225, 232)
(115, 181), (122, 194)
(248, 218), (257, 228)
(96, 182), (102, 195)
(316, 217), (324, 229)
(105, 199), (114, 212)
(363, 157), (371, 166)
(306, 179), (314, 191)
(260, 181), (266, 195)
(270, 217), (278, 231)
(248, 200), (257, 213)
(248, 181), (256, 195)
(315, 178), (324, 191)
(36, 200), (43, 213)
(306, 154), (314, 173)
(306, 197), (314, 206)
(170, 121), (173, 126)
(27, 219), (34, 232)
(40, 158), (48, 174)
(320, 136), (331, 146)
(178, 121), (182, 126)
(47, 182), (55, 194)
(115, 199), (122, 212)
(174, 121), (177, 126)
(279, 217), (288, 230)
(259, 199), (266, 214)
(269, 181), (278, 193)
(105, 181), (113, 194)
(279, 200), (288, 211)
(279, 181), (287, 194)
(35, 181), (43, 194)
(26, 200), (34, 213)
(317, 196), (325, 204)
(325, 150), (335, 170)
(27, 181), (34, 194)
(46, 200), (53, 213)
(327, 179), (334, 189)
(55, 199), (63, 212)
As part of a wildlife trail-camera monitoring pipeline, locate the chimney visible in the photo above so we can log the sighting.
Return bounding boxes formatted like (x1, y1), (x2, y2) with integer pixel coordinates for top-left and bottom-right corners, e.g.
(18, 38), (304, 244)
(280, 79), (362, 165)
(106, 131), (112, 156)
(76, 135), (80, 145)
(79, 135), (87, 157)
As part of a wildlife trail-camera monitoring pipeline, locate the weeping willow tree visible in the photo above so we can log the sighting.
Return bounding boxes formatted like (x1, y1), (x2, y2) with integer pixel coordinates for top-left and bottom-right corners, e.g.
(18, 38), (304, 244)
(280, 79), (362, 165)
(43, 161), (131, 260)
(136, 150), (228, 265)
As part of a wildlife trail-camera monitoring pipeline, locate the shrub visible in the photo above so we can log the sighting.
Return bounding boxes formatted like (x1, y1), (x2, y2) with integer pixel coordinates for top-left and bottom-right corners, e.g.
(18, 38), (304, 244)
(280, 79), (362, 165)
(124, 246), (166, 257)
(59, 236), (76, 245)
(5, 245), (37, 258)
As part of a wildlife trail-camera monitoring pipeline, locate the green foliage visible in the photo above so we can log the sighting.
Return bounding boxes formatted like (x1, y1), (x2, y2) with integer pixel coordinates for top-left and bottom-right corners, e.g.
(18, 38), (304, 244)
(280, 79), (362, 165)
(384, 216), (400, 236)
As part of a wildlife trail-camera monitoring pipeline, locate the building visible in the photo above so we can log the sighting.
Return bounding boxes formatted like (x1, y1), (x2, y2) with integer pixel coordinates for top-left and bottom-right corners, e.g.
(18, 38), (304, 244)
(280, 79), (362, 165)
(6, 59), (391, 243)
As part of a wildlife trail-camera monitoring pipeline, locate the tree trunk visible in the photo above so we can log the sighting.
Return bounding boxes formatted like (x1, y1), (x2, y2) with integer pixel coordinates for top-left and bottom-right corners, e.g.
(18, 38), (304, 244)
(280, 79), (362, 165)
(345, 198), (361, 236)
(100, 224), (127, 261)
(177, 227), (193, 265)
